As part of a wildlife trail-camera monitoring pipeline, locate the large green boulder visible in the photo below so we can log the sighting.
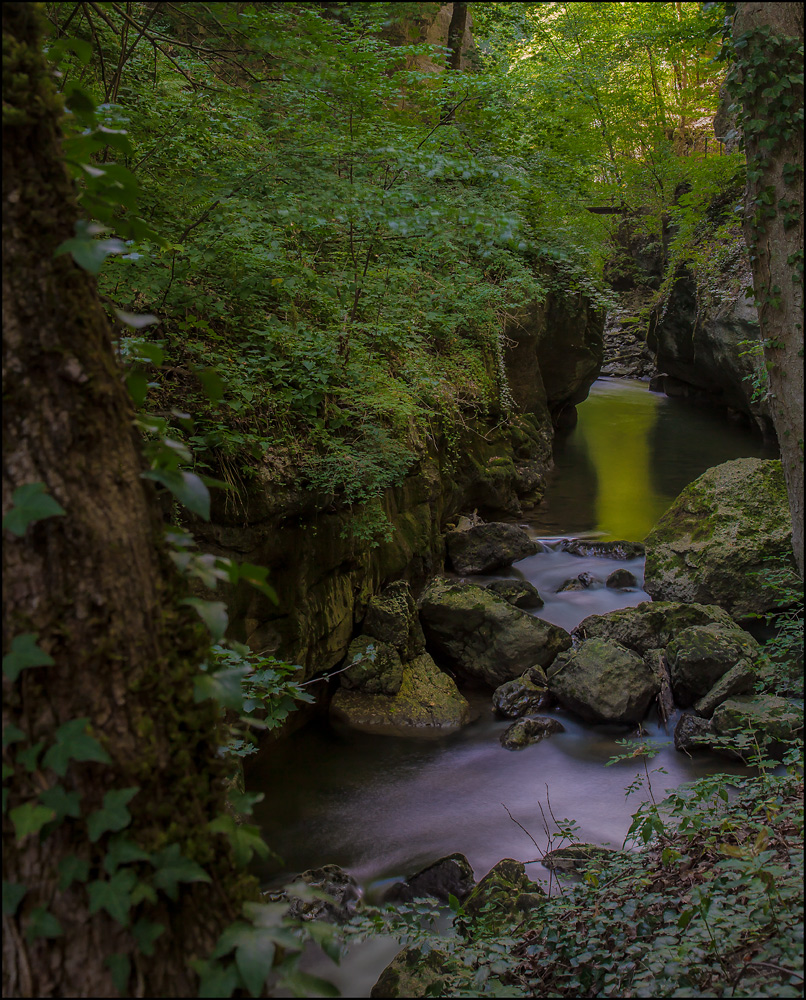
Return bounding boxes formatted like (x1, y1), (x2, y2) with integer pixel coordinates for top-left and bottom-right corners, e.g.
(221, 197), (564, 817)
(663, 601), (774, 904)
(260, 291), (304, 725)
(711, 695), (804, 759)
(643, 458), (798, 620)
(370, 947), (458, 999)
(340, 635), (404, 695)
(573, 601), (738, 655)
(693, 659), (756, 718)
(445, 521), (538, 574)
(666, 625), (759, 707)
(418, 579), (571, 686)
(462, 858), (545, 925)
(547, 637), (659, 724)
(363, 580), (426, 660)
(492, 667), (551, 718)
(330, 653), (470, 734)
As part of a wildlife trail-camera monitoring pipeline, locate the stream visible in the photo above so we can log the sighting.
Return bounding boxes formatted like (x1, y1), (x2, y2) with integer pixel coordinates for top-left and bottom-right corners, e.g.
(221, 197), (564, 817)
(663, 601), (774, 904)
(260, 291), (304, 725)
(247, 378), (777, 996)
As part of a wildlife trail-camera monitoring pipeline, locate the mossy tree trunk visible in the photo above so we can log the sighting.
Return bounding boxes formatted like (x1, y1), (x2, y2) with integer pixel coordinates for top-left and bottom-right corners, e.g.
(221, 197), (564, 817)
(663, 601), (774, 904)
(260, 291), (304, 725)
(2, 4), (250, 995)
(733, 2), (804, 577)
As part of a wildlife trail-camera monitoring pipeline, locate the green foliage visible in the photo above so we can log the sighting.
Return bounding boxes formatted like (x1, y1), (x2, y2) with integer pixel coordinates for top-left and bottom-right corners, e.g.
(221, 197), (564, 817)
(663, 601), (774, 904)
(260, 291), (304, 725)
(2, 482), (66, 537)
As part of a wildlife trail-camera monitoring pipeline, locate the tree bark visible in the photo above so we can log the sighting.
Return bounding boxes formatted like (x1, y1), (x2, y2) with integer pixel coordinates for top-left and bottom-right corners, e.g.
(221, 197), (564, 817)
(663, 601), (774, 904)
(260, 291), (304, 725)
(446, 1), (468, 71)
(2, 4), (251, 995)
(733, 2), (804, 577)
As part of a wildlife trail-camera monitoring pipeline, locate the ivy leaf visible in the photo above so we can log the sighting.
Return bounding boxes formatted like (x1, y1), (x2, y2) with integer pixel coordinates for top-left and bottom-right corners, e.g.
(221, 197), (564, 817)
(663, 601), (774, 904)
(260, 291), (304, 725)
(3, 723), (25, 748)
(103, 834), (152, 874)
(282, 969), (341, 998)
(130, 880), (158, 906)
(42, 718), (112, 777)
(141, 469), (210, 520)
(235, 563), (278, 604)
(151, 843), (211, 901)
(208, 815), (269, 868)
(236, 929), (275, 997)
(194, 665), (249, 711)
(132, 917), (165, 957)
(3, 633), (55, 681)
(55, 220), (126, 274)
(57, 855), (91, 891)
(10, 802), (56, 842)
(2, 483), (66, 537)
(86, 787), (139, 843)
(87, 868), (137, 925)
(190, 958), (239, 999)
(196, 368), (225, 402)
(17, 741), (44, 773)
(2, 881), (27, 916)
(25, 906), (64, 941)
(39, 785), (82, 822)
(183, 598), (228, 641)
(105, 953), (131, 995)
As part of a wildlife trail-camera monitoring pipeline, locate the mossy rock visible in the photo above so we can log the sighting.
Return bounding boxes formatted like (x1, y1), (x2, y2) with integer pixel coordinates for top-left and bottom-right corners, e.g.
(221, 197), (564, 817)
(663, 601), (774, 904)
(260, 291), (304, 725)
(542, 844), (618, 873)
(462, 858), (545, 927)
(341, 635), (404, 696)
(370, 946), (473, 998)
(492, 667), (551, 718)
(573, 601), (739, 655)
(363, 580), (426, 660)
(330, 653), (470, 735)
(693, 659), (756, 718)
(666, 625), (759, 707)
(445, 521), (538, 574)
(486, 579), (544, 609)
(500, 716), (564, 750)
(643, 458), (798, 620)
(711, 695), (804, 759)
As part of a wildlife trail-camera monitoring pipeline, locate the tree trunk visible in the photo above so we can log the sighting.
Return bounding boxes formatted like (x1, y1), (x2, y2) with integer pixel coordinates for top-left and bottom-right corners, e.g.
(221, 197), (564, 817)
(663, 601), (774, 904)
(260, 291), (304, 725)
(446, 1), (468, 71)
(732, 2), (804, 577)
(2, 4), (251, 995)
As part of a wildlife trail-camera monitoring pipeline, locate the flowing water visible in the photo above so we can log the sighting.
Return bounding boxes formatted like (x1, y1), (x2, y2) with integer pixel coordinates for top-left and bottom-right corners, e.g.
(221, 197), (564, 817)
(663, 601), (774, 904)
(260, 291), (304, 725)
(247, 379), (777, 996)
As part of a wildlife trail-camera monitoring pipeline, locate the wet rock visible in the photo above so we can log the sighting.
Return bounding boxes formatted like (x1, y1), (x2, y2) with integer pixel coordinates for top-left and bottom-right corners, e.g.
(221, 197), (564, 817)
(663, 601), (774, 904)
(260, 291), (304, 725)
(666, 625), (759, 707)
(363, 580), (426, 660)
(674, 714), (715, 754)
(606, 568), (638, 589)
(712, 695), (804, 760)
(643, 458), (798, 621)
(542, 844), (617, 873)
(557, 572), (602, 592)
(445, 521), (538, 574)
(382, 853), (475, 904)
(561, 539), (645, 560)
(371, 946), (457, 999)
(573, 601), (738, 655)
(330, 653), (470, 733)
(463, 858), (545, 923)
(492, 667), (551, 718)
(500, 716), (564, 750)
(341, 635), (404, 695)
(693, 659), (756, 718)
(418, 579), (571, 686)
(486, 579), (544, 609)
(269, 864), (362, 923)
(547, 637), (659, 725)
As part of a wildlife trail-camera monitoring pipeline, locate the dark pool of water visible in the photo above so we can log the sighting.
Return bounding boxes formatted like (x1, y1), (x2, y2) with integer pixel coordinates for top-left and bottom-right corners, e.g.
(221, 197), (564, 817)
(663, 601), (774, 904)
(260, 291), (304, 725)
(247, 379), (777, 996)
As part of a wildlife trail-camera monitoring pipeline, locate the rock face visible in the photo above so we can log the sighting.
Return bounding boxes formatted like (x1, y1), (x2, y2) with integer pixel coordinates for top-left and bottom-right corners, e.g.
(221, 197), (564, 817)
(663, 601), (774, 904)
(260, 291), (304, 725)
(341, 636), (404, 695)
(693, 659), (756, 718)
(500, 716), (564, 750)
(418, 579), (572, 686)
(485, 579), (544, 609)
(462, 859), (544, 922)
(363, 580), (426, 661)
(643, 459), (798, 620)
(382, 853), (475, 904)
(666, 625), (759, 707)
(330, 653), (470, 733)
(573, 601), (739, 655)
(547, 637), (659, 724)
(445, 521), (538, 574)
(492, 667), (551, 718)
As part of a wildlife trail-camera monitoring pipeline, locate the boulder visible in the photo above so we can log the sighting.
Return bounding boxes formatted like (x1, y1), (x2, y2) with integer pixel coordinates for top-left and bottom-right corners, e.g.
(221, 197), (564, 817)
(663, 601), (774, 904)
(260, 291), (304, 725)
(269, 864), (361, 923)
(340, 635), (404, 695)
(674, 713), (716, 754)
(693, 660), (757, 718)
(462, 858), (545, 923)
(561, 539), (644, 560)
(711, 695), (804, 759)
(542, 844), (617, 873)
(573, 601), (739, 656)
(547, 637), (659, 724)
(557, 572), (602, 592)
(486, 579), (544, 609)
(492, 667), (551, 718)
(643, 459), (798, 620)
(330, 653), (470, 733)
(363, 580), (426, 660)
(445, 521), (538, 574)
(418, 579), (571, 686)
(606, 568), (638, 589)
(666, 625), (759, 707)
(500, 716), (564, 750)
(371, 946), (456, 999)
(382, 853), (475, 905)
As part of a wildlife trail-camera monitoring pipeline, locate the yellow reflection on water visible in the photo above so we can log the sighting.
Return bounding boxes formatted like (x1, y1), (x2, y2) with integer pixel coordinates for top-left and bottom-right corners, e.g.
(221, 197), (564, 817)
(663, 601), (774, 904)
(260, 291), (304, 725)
(576, 383), (668, 541)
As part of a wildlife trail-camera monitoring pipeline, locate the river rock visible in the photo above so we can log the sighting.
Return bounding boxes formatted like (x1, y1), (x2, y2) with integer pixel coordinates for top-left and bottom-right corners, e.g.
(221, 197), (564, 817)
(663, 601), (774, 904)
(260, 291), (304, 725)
(340, 635), (404, 695)
(382, 852), (475, 904)
(542, 844), (617, 873)
(606, 568), (638, 589)
(271, 864), (362, 923)
(557, 572), (602, 592)
(693, 659), (756, 718)
(363, 580), (426, 660)
(547, 637), (659, 724)
(573, 601), (738, 655)
(330, 653), (470, 733)
(561, 539), (645, 559)
(445, 521), (538, 574)
(666, 625), (759, 707)
(485, 579), (544, 609)
(462, 858), (545, 923)
(418, 579), (571, 686)
(500, 716), (564, 750)
(711, 695), (804, 760)
(370, 946), (457, 999)
(492, 667), (551, 718)
(643, 458), (798, 620)
(674, 713), (716, 754)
